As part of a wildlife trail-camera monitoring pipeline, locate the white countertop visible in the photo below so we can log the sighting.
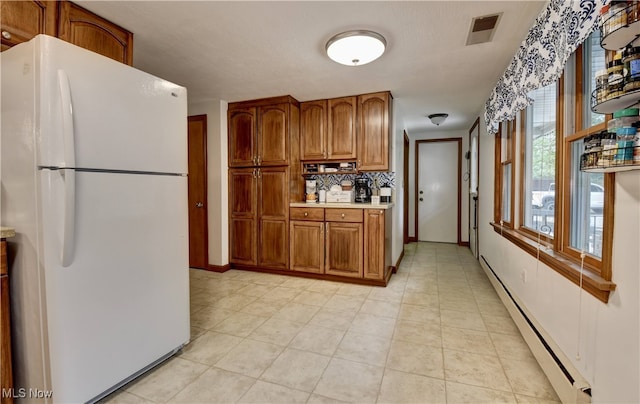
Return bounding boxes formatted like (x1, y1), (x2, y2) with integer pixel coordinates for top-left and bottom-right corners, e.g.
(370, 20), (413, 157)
(1, 227), (16, 239)
(290, 202), (394, 210)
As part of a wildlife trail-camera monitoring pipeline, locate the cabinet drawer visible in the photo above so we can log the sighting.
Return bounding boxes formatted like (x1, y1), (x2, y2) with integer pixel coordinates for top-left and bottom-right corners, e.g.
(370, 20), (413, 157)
(290, 207), (324, 221)
(325, 208), (363, 223)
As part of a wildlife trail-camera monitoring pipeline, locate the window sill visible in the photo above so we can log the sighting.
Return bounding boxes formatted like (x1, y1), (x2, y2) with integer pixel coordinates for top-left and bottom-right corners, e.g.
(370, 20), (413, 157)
(490, 222), (616, 303)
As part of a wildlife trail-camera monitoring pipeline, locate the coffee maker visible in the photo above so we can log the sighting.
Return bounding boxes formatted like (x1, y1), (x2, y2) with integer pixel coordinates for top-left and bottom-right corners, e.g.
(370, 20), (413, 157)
(354, 177), (371, 203)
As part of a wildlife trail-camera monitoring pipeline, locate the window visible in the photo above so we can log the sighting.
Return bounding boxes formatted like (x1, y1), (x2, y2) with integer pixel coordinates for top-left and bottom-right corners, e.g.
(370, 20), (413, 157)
(522, 83), (558, 238)
(580, 29), (606, 129)
(492, 31), (615, 303)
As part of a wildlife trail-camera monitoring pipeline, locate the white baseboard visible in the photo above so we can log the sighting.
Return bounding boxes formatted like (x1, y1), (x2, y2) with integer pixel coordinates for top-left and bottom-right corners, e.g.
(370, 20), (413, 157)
(480, 256), (591, 404)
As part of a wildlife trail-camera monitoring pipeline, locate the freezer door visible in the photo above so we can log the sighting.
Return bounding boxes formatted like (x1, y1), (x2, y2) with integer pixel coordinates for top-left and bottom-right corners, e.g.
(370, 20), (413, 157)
(38, 169), (190, 403)
(35, 35), (187, 174)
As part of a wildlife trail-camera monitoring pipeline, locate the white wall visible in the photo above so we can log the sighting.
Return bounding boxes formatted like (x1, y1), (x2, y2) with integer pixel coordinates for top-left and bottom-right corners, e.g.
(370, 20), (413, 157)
(188, 99), (229, 267)
(390, 100), (404, 266)
(406, 129), (470, 243)
(476, 114), (640, 404)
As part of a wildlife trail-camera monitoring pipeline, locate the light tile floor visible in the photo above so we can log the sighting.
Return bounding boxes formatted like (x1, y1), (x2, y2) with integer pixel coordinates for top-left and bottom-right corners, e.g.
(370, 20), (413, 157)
(104, 242), (560, 404)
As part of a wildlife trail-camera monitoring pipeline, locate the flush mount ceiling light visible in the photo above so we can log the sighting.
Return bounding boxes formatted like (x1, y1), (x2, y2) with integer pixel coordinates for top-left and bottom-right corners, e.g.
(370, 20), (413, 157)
(325, 30), (386, 66)
(427, 113), (449, 126)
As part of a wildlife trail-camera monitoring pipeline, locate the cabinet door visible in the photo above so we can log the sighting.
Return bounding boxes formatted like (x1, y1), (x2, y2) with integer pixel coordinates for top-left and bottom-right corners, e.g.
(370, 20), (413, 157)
(325, 222), (363, 278)
(300, 100), (327, 160)
(1, 0), (57, 51)
(327, 96), (357, 160)
(363, 210), (385, 280)
(228, 107), (257, 167)
(229, 168), (258, 265)
(290, 221), (324, 273)
(358, 92), (390, 171)
(258, 104), (288, 166)
(58, 1), (133, 65)
(258, 167), (288, 269)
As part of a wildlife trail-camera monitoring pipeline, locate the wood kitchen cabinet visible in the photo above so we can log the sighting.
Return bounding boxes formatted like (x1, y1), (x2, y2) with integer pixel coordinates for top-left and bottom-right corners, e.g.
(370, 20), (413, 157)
(358, 91), (392, 171)
(327, 96), (358, 160)
(289, 206), (392, 282)
(324, 209), (363, 278)
(300, 100), (327, 161)
(1, 0), (57, 51)
(363, 209), (390, 280)
(289, 207), (325, 274)
(301, 97), (357, 161)
(227, 95), (302, 272)
(58, 1), (133, 65)
(229, 168), (258, 266)
(229, 166), (289, 270)
(1, 1), (133, 65)
(228, 96), (299, 168)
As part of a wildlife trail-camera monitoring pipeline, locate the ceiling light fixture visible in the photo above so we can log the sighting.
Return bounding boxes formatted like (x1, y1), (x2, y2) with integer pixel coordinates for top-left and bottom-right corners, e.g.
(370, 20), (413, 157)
(326, 30), (386, 66)
(427, 113), (449, 126)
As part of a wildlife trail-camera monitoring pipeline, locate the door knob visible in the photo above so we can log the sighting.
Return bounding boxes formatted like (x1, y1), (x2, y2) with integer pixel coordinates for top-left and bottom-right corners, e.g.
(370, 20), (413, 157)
(196, 202), (204, 208)
(419, 198), (424, 202)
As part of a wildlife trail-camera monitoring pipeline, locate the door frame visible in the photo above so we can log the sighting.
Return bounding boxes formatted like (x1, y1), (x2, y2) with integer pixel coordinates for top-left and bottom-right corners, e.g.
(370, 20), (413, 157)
(468, 117), (480, 256)
(403, 131), (410, 244)
(415, 138), (462, 245)
(187, 114), (209, 269)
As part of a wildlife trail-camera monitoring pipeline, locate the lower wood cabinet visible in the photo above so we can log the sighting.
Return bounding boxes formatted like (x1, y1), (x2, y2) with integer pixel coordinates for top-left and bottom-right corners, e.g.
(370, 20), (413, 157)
(289, 207), (389, 282)
(325, 221), (363, 278)
(290, 221), (325, 274)
(229, 167), (289, 270)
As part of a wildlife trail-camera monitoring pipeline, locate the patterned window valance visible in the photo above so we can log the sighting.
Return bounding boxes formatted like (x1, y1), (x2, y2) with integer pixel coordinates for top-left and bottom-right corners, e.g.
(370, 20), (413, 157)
(484, 0), (606, 135)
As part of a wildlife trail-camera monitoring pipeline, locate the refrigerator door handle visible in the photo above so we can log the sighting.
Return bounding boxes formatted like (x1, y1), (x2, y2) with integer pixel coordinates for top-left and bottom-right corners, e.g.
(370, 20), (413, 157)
(58, 69), (76, 168)
(60, 168), (76, 267)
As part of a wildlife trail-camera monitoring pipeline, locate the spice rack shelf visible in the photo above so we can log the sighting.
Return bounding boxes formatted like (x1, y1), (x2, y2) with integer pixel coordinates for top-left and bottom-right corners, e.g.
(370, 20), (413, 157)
(580, 146), (640, 172)
(600, 3), (640, 51)
(601, 20), (640, 51)
(591, 88), (640, 114)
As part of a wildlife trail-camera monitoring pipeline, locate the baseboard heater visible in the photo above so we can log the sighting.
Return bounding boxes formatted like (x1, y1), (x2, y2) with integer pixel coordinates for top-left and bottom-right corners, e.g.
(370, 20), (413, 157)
(480, 255), (591, 404)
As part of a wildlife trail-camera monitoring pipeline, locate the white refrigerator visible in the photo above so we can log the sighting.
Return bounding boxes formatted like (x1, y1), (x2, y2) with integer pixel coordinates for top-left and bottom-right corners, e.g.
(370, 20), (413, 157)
(1, 35), (190, 403)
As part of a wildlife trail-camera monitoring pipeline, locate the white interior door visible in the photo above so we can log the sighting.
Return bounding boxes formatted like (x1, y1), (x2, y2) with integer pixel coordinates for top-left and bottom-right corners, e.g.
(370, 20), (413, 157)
(418, 141), (458, 243)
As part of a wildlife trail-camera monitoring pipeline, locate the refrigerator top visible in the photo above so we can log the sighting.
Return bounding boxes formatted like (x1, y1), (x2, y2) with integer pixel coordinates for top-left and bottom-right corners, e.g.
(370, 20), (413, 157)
(3, 35), (188, 175)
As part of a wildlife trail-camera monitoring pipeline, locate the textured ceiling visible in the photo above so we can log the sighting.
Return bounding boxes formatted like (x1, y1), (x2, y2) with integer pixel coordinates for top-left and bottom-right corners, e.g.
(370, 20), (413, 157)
(77, 1), (545, 134)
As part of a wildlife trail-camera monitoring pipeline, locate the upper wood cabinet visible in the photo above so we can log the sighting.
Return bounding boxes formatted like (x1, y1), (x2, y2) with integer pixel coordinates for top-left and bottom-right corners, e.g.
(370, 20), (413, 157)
(300, 100), (327, 160)
(358, 92), (391, 171)
(1, 1), (57, 51)
(1, 1), (133, 66)
(327, 96), (358, 160)
(300, 92), (392, 170)
(58, 1), (133, 65)
(228, 107), (257, 167)
(228, 96), (299, 168)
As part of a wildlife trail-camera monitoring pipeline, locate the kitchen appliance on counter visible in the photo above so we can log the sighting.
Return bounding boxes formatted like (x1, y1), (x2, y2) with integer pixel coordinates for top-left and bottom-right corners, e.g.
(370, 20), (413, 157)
(306, 179), (318, 203)
(1, 35), (189, 403)
(354, 177), (372, 203)
(380, 185), (392, 203)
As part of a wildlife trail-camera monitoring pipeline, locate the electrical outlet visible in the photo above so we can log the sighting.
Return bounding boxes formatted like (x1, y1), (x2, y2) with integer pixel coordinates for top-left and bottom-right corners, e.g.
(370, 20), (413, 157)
(521, 269), (527, 283)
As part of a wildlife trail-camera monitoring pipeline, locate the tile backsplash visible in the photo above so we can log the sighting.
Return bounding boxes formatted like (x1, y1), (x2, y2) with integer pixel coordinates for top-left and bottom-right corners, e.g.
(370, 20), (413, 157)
(306, 172), (395, 191)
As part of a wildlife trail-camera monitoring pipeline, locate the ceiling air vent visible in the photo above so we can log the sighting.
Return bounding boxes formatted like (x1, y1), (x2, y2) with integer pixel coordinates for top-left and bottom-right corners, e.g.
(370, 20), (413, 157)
(466, 13), (502, 46)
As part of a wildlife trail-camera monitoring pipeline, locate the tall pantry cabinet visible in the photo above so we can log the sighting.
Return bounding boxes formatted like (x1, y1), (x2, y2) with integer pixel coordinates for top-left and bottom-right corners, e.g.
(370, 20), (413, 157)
(228, 96), (302, 270)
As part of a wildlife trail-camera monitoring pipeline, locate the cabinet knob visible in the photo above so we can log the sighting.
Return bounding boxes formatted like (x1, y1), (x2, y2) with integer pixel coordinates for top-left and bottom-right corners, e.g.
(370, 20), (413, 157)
(304, 212), (308, 217)
(2, 31), (11, 40)
(341, 213), (345, 218)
